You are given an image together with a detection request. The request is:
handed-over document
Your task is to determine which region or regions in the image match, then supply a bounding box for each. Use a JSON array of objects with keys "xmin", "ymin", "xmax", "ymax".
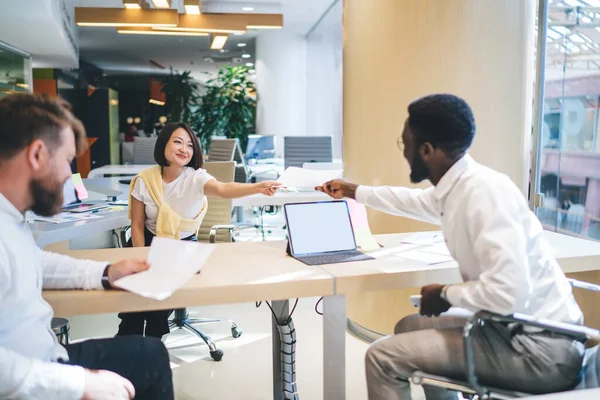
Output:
[
  {"xmin": 277, "ymin": 167, "xmax": 343, "ymax": 189},
  {"xmin": 113, "ymin": 237, "xmax": 216, "ymax": 300}
]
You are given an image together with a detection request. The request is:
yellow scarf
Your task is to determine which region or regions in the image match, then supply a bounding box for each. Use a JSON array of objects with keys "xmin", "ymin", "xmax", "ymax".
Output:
[{"xmin": 128, "ymin": 166, "xmax": 208, "ymax": 239}]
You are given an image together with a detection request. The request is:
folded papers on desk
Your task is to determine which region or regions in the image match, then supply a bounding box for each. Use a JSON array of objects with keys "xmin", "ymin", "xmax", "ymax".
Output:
[
  {"xmin": 401, "ymin": 231, "xmax": 444, "ymax": 246},
  {"xmin": 113, "ymin": 237, "xmax": 215, "ymax": 300},
  {"xmin": 395, "ymin": 249, "xmax": 453, "ymax": 265}
]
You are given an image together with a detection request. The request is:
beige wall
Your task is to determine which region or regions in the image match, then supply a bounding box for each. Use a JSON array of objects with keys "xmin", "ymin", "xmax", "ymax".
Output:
[
  {"xmin": 343, "ymin": 0, "xmax": 536, "ymax": 334},
  {"xmin": 343, "ymin": 0, "xmax": 535, "ymax": 235}
]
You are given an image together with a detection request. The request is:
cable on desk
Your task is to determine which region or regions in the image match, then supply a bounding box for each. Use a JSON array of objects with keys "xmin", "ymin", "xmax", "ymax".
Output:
[{"xmin": 315, "ymin": 297, "xmax": 323, "ymax": 315}]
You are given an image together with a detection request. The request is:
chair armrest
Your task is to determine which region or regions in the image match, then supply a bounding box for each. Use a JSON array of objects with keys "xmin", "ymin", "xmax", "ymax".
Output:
[
  {"xmin": 568, "ymin": 278, "xmax": 600, "ymax": 293},
  {"xmin": 209, "ymin": 224, "xmax": 238, "ymax": 243},
  {"xmin": 463, "ymin": 311, "xmax": 600, "ymax": 396}
]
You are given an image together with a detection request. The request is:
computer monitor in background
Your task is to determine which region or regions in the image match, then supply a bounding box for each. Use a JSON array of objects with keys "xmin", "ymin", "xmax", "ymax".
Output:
[{"xmin": 245, "ymin": 135, "xmax": 275, "ymax": 161}]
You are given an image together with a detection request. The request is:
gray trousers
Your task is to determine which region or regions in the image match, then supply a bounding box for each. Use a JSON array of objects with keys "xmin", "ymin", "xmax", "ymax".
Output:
[{"xmin": 365, "ymin": 309, "xmax": 585, "ymax": 400}]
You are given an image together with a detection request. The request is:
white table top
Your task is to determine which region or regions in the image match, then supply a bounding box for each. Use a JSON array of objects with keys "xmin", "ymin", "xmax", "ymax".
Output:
[
  {"xmin": 318, "ymin": 231, "xmax": 600, "ymax": 295},
  {"xmin": 85, "ymin": 176, "xmax": 331, "ymax": 207},
  {"xmin": 43, "ymin": 241, "xmax": 334, "ymax": 316},
  {"xmin": 31, "ymin": 208, "xmax": 130, "ymax": 248},
  {"xmin": 232, "ymin": 190, "xmax": 331, "ymax": 207},
  {"xmin": 87, "ymin": 164, "xmax": 154, "ymax": 178},
  {"xmin": 42, "ymin": 232, "xmax": 600, "ymax": 316}
]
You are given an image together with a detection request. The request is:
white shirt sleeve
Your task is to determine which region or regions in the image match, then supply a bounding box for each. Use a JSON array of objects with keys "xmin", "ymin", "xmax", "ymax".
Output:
[
  {"xmin": 131, "ymin": 177, "xmax": 146, "ymax": 202},
  {"xmin": 41, "ymin": 250, "xmax": 108, "ymax": 290},
  {"xmin": 0, "ymin": 352, "xmax": 86, "ymax": 400},
  {"xmin": 0, "ymin": 246, "xmax": 86, "ymax": 400},
  {"xmin": 355, "ymin": 185, "xmax": 441, "ymax": 225},
  {"xmin": 192, "ymin": 168, "xmax": 216, "ymax": 195},
  {"xmin": 444, "ymin": 184, "xmax": 532, "ymax": 315}
]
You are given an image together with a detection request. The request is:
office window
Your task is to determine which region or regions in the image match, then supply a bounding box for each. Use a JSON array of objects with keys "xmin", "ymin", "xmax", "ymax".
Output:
[
  {"xmin": 533, "ymin": 0, "xmax": 600, "ymax": 241},
  {"xmin": 0, "ymin": 41, "xmax": 32, "ymax": 97}
]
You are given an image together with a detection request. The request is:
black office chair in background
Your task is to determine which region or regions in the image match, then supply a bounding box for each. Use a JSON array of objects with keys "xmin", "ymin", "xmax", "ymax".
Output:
[{"xmin": 411, "ymin": 279, "xmax": 600, "ymax": 399}]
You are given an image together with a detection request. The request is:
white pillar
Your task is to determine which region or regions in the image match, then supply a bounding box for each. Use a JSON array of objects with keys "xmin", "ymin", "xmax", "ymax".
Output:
[{"xmin": 256, "ymin": 31, "xmax": 307, "ymax": 157}]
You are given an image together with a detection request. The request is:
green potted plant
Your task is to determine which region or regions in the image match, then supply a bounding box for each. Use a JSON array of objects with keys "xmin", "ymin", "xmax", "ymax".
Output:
[
  {"xmin": 193, "ymin": 65, "xmax": 256, "ymax": 152},
  {"xmin": 160, "ymin": 68, "xmax": 199, "ymax": 124}
]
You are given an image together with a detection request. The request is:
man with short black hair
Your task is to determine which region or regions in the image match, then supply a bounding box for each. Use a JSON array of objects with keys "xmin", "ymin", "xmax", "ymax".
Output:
[
  {"xmin": 318, "ymin": 94, "xmax": 584, "ymax": 400},
  {"xmin": 0, "ymin": 93, "xmax": 173, "ymax": 400}
]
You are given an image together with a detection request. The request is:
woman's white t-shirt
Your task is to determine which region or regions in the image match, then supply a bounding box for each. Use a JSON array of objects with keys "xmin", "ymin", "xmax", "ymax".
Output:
[{"xmin": 131, "ymin": 167, "xmax": 215, "ymax": 238}]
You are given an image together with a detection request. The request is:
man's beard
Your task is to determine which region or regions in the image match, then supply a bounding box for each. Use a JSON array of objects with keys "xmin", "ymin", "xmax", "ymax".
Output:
[
  {"xmin": 30, "ymin": 177, "xmax": 63, "ymax": 216},
  {"xmin": 409, "ymin": 151, "xmax": 430, "ymax": 184}
]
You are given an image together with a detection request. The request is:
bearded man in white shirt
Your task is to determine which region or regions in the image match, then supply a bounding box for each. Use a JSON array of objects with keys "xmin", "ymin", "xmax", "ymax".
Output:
[
  {"xmin": 0, "ymin": 93, "xmax": 173, "ymax": 400},
  {"xmin": 317, "ymin": 94, "xmax": 585, "ymax": 400}
]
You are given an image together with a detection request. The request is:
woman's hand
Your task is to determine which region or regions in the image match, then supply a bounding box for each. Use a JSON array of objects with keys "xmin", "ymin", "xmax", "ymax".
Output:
[{"xmin": 256, "ymin": 180, "xmax": 280, "ymax": 196}]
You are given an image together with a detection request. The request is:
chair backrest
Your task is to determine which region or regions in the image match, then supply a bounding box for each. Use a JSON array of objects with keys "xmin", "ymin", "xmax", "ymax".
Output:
[
  {"xmin": 133, "ymin": 137, "xmax": 157, "ymax": 164},
  {"xmin": 197, "ymin": 161, "xmax": 235, "ymax": 243},
  {"xmin": 576, "ymin": 345, "xmax": 600, "ymax": 390},
  {"xmin": 208, "ymin": 139, "xmax": 237, "ymax": 161},
  {"xmin": 284, "ymin": 136, "xmax": 333, "ymax": 169}
]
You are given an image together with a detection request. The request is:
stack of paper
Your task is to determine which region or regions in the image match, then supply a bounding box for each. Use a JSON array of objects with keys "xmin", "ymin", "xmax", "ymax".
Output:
[
  {"xmin": 277, "ymin": 167, "xmax": 343, "ymax": 189},
  {"xmin": 395, "ymin": 249, "xmax": 453, "ymax": 265},
  {"xmin": 29, "ymin": 212, "xmax": 103, "ymax": 224},
  {"xmin": 346, "ymin": 199, "xmax": 380, "ymax": 251},
  {"xmin": 113, "ymin": 237, "xmax": 215, "ymax": 300}
]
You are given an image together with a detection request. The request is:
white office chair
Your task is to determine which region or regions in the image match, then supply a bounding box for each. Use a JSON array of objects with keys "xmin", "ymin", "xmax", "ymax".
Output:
[
  {"xmin": 411, "ymin": 279, "xmax": 600, "ymax": 399},
  {"xmin": 133, "ymin": 137, "xmax": 157, "ymax": 164},
  {"xmin": 208, "ymin": 138, "xmax": 248, "ymax": 183},
  {"xmin": 166, "ymin": 161, "xmax": 241, "ymax": 362},
  {"xmin": 284, "ymin": 136, "xmax": 333, "ymax": 169}
]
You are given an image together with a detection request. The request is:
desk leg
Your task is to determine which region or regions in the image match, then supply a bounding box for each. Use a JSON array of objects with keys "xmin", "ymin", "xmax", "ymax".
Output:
[
  {"xmin": 272, "ymin": 300, "xmax": 298, "ymax": 400},
  {"xmin": 235, "ymin": 206, "xmax": 245, "ymax": 223},
  {"xmin": 323, "ymin": 295, "xmax": 346, "ymax": 400}
]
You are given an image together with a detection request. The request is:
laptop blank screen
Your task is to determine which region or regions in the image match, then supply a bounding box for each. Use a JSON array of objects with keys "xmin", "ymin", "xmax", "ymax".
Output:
[{"xmin": 285, "ymin": 201, "xmax": 357, "ymax": 256}]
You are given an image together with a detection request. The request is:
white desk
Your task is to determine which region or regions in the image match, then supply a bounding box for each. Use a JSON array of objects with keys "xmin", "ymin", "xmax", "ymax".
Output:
[
  {"xmin": 43, "ymin": 242, "xmax": 340, "ymax": 400},
  {"xmin": 84, "ymin": 177, "xmax": 130, "ymax": 201},
  {"xmin": 232, "ymin": 191, "xmax": 330, "ymax": 207},
  {"xmin": 31, "ymin": 208, "xmax": 130, "ymax": 248},
  {"xmin": 86, "ymin": 176, "xmax": 330, "ymax": 208},
  {"xmin": 31, "ymin": 181, "xmax": 131, "ymax": 248},
  {"xmin": 88, "ymin": 164, "xmax": 154, "ymax": 178},
  {"xmin": 42, "ymin": 232, "xmax": 600, "ymax": 400}
]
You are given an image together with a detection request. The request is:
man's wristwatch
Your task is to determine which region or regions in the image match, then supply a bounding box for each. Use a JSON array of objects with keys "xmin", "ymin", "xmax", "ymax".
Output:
[{"xmin": 101, "ymin": 265, "xmax": 112, "ymax": 289}]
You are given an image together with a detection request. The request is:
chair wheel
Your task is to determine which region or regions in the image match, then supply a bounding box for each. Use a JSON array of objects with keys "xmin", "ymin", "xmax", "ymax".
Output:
[
  {"xmin": 231, "ymin": 327, "xmax": 243, "ymax": 338},
  {"xmin": 210, "ymin": 349, "xmax": 224, "ymax": 361}
]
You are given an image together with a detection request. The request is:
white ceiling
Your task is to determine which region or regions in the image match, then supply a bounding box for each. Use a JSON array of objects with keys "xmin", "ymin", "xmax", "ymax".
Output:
[{"xmin": 67, "ymin": 0, "xmax": 335, "ymax": 79}]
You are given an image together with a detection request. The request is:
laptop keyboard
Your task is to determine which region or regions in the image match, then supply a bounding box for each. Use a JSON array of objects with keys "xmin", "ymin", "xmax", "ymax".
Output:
[{"xmin": 297, "ymin": 250, "xmax": 374, "ymax": 266}]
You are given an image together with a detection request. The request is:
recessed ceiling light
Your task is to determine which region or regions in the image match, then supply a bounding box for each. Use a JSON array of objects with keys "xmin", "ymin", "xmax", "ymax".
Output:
[
  {"xmin": 233, "ymin": 32, "xmax": 245, "ymax": 36},
  {"xmin": 237, "ymin": 43, "xmax": 247, "ymax": 47},
  {"xmin": 242, "ymin": 54, "xmax": 251, "ymax": 58},
  {"xmin": 242, "ymin": 7, "xmax": 254, "ymax": 11},
  {"xmin": 245, "ymin": 62, "xmax": 254, "ymax": 67},
  {"xmin": 249, "ymin": 69, "xmax": 256, "ymax": 73}
]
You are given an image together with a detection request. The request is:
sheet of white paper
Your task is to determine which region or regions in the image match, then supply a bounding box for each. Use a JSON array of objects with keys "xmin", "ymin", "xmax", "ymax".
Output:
[
  {"xmin": 420, "ymin": 242, "xmax": 451, "ymax": 257},
  {"xmin": 277, "ymin": 167, "xmax": 343, "ymax": 188},
  {"xmin": 395, "ymin": 249, "xmax": 453, "ymax": 265},
  {"xmin": 113, "ymin": 237, "xmax": 215, "ymax": 300},
  {"xmin": 401, "ymin": 231, "xmax": 444, "ymax": 245},
  {"xmin": 29, "ymin": 212, "xmax": 103, "ymax": 224}
]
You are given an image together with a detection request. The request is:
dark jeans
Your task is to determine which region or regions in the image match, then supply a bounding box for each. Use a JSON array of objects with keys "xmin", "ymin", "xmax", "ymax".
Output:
[
  {"xmin": 116, "ymin": 227, "xmax": 197, "ymax": 338},
  {"xmin": 64, "ymin": 336, "xmax": 174, "ymax": 400}
]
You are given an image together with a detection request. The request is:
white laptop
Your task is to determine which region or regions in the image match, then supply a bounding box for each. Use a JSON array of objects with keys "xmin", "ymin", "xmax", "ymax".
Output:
[{"xmin": 284, "ymin": 200, "xmax": 374, "ymax": 266}]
